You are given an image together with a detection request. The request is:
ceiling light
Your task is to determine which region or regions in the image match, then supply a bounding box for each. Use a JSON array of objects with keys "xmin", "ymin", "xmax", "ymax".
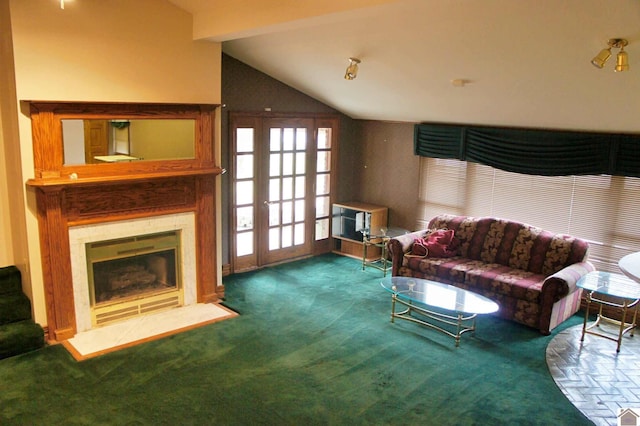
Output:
[
  {"xmin": 616, "ymin": 47, "xmax": 629, "ymax": 72},
  {"xmin": 591, "ymin": 47, "xmax": 611, "ymax": 68},
  {"xmin": 344, "ymin": 58, "xmax": 361, "ymax": 80},
  {"xmin": 592, "ymin": 38, "xmax": 629, "ymax": 72}
]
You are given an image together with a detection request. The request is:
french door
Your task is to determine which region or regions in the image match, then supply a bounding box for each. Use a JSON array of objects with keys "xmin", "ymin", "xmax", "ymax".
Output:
[{"xmin": 231, "ymin": 113, "xmax": 337, "ymax": 272}]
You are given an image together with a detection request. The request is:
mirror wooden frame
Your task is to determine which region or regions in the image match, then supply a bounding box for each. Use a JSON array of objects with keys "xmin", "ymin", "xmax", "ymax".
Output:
[{"xmin": 24, "ymin": 101, "xmax": 220, "ymax": 184}]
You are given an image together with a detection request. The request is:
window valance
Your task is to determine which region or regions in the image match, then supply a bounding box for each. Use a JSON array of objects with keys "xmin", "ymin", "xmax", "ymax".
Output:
[{"xmin": 414, "ymin": 123, "xmax": 640, "ymax": 177}]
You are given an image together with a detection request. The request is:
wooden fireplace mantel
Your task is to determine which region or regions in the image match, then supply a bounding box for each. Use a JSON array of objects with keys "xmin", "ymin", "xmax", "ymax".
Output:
[{"xmin": 24, "ymin": 101, "xmax": 222, "ymax": 342}]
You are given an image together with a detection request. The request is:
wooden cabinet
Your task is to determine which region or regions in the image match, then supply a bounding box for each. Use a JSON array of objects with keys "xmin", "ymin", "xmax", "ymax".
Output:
[{"xmin": 332, "ymin": 202, "xmax": 388, "ymax": 260}]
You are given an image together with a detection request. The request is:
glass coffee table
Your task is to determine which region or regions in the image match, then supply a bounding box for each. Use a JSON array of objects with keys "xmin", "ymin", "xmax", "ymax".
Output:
[{"xmin": 381, "ymin": 277, "xmax": 499, "ymax": 347}]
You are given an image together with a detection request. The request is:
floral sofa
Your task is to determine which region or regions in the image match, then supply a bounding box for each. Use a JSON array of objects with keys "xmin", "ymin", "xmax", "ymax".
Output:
[{"xmin": 387, "ymin": 214, "xmax": 594, "ymax": 334}]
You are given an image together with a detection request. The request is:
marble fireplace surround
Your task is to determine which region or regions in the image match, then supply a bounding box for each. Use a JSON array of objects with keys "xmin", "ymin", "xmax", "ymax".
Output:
[{"xmin": 69, "ymin": 213, "xmax": 197, "ymax": 333}]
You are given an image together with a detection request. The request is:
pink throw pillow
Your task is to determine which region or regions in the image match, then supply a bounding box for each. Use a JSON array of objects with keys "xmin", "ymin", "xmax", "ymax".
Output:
[{"xmin": 410, "ymin": 229, "xmax": 460, "ymax": 258}]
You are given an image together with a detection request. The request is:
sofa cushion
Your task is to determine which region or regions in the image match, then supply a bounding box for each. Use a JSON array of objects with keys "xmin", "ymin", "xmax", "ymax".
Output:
[
  {"xmin": 463, "ymin": 264, "xmax": 546, "ymax": 303},
  {"xmin": 403, "ymin": 256, "xmax": 470, "ymax": 282},
  {"xmin": 403, "ymin": 255, "xmax": 546, "ymax": 302}
]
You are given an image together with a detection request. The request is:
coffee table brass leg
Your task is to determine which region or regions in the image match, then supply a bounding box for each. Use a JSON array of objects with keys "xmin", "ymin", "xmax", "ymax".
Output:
[
  {"xmin": 455, "ymin": 314, "xmax": 462, "ymax": 347},
  {"xmin": 390, "ymin": 295, "xmax": 396, "ymax": 323}
]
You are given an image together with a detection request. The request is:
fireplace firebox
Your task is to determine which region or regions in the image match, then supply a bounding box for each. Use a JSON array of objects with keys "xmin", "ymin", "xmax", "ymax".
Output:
[{"xmin": 86, "ymin": 231, "xmax": 183, "ymax": 327}]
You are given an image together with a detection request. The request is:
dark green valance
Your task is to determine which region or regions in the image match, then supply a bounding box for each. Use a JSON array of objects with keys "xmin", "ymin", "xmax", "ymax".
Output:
[{"xmin": 414, "ymin": 123, "xmax": 640, "ymax": 177}]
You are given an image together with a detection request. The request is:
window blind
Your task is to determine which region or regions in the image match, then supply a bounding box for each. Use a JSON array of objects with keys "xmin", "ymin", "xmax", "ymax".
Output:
[{"xmin": 418, "ymin": 157, "xmax": 640, "ymax": 273}]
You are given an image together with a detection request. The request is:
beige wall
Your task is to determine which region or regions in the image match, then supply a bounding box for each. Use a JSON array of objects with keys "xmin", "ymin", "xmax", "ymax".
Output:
[
  {"xmin": 6, "ymin": 0, "xmax": 221, "ymax": 326},
  {"xmin": 0, "ymin": 0, "xmax": 29, "ymax": 284},
  {"xmin": 357, "ymin": 121, "xmax": 420, "ymax": 231}
]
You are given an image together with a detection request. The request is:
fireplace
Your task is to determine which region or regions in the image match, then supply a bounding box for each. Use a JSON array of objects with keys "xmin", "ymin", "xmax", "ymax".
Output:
[
  {"xmin": 26, "ymin": 101, "xmax": 222, "ymax": 342},
  {"xmin": 86, "ymin": 230, "xmax": 183, "ymax": 327},
  {"xmin": 69, "ymin": 213, "xmax": 197, "ymax": 333}
]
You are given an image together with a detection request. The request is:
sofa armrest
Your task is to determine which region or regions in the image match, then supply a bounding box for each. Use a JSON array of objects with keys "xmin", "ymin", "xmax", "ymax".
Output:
[
  {"xmin": 537, "ymin": 261, "xmax": 595, "ymax": 335},
  {"xmin": 542, "ymin": 261, "xmax": 596, "ymax": 300},
  {"xmin": 388, "ymin": 230, "xmax": 427, "ymax": 276}
]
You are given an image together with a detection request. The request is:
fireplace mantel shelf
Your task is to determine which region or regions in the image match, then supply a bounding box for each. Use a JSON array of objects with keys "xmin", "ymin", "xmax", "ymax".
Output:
[{"xmin": 27, "ymin": 167, "xmax": 223, "ymax": 189}]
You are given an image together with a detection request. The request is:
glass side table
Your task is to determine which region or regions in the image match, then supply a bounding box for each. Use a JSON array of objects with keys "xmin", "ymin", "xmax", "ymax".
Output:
[
  {"xmin": 577, "ymin": 271, "xmax": 640, "ymax": 352},
  {"xmin": 361, "ymin": 227, "xmax": 408, "ymax": 276}
]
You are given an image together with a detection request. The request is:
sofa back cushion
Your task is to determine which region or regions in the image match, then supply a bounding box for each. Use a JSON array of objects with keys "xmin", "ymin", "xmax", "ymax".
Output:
[{"xmin": 427, "ymin": 214, "xmax": 590, "ymax": 275}]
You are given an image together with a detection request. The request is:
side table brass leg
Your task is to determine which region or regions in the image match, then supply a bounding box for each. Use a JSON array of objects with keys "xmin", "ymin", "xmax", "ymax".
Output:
[
  {"xmin": 362, "ymin": 240, "xmax": 367, "ymax": 271},
  {"xmin": 581, "ymin": 294, "xmax": 591, "ymax": 342},
  {"xmin": 617, "ymin": 301, "xmax": 629, "ymax": 353},
  {"xmin": 630, "ymin": 301, "xmax": 639, "ymax": 337}
]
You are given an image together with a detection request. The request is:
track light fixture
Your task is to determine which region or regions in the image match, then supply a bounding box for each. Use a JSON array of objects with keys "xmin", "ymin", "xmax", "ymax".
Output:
[
  {"xmin": 344, "ymin": 57, "xmax": 361, "ymax": 80},
  {"xmin": 591, "ymin": 38, "xmax": 629, "ymax": 72}
]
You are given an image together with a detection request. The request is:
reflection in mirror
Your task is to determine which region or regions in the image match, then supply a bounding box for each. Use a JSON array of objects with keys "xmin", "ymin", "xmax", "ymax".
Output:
[{"xmin": 62, "ymin": 119, "xmax": 196, "ymax": 165}]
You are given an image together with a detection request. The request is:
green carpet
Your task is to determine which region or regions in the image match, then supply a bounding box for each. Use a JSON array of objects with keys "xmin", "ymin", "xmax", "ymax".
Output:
[{"xmin": 0, "ymin": 254, "xmax": 591, "ymax": 425}]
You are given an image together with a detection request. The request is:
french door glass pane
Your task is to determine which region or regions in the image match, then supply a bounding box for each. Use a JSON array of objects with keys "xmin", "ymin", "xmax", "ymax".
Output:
[
  {"xmin": 316, "ymin": 174, "xmax": 330, "ymax": 195},
  {"xmin": 295, "ymin": 176, "xmax": 305, "ymax": 198},
  {"xmin": 269, "ymin": 228, "xmax": 279, "ymax": 250},
  {"xmin": 296, "ymin": 152, "xmax": 306, "ymax": 174},
  {"xmin": 317, "ymin": 151, "xmax": 330, "ymax": 172},
  {"xmin": 269, "ymin": 154, "xmax": 280, "ymax": 177},
  {"xmin": 283, "ymin": 153, "xmax": 294, "ymax": 175},
  {"xmin": 315, "ymin": 218, "xmax": 329, "ymax": 240},
  {"xmin": 237, "ymin": 206, "xmax": 253, "ymax": 230},
  {"xmin": 317, "ymin": 128, "xmax": 331, "ymax": 149},
  {"xmin": 282, "ymin": 201, "xmax": 293, "ymax": 224},
  {"xmin": 269, "ymin": 203, "xmax": 279, "ymax": 226},
  {"xmin": 282, "ymin": 177, "xmax": 293, "ymax": 200},
  {"xmin": 282, "ymin": 225, "xmax": 292, "ymax": 248},
  {"xmin": 294, "ymin": 199, "xmax": 305, "ymax": 222},
  {"xmin": 236, "ymin": 154, "xmax": 253, "ymax": 179},
  {"xmin": 316, "ymin": 127, "xmax": 331, "ymax": 149},
  {"xmin": 237, "ymin": 128, "xmax": 254, "ymax": 152},
  {"xmin": 316, "ymin": 195, "xmax": 330, "ymax": 218},
  {"xmin": 283, "ymin": 128, "xmax": 294, "ymax": 150},
  {"xmin": 269, "ymin": 178, "xmax": 280, "ymax": 202},
  {"xmin": 296, "ymin": 129, "xmax": 306, "ymax": 150},
  {"xmin": 294, "ymin": 223, "xmax": 304, "ymax": 245},
  {"xmin": 236, "ymin": 181, "xmax": 253, "ymax": 205},
  {"xmin": 236, "ymin": 232, "xmax": 253, "ymax": 256},
  {"xmin": 270, "ymin": 129, "xmax": 281, "ymax": 151}
]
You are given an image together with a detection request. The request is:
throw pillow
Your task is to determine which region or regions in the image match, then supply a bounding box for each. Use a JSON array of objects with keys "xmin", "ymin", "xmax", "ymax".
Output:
[
  {"xmin": 425, "ymin": 229, "xmax": 460, "ymax": 257},
  {"xmin": 409, "ymin": 229, "xmax": 460, "ymax": 258},
  {"xmin": 409, "ymin": 237, "xmax": 429, "ymax": 257}
]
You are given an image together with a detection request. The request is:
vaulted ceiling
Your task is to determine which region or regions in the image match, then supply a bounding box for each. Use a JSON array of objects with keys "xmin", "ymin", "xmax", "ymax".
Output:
[{"xmin": 168, "ymin": 0, "xmax": 640, "ymax": 132}]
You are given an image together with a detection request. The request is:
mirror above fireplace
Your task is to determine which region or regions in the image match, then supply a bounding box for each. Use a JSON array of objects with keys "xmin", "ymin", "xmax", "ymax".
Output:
[
  {"xmin": 24, "ymin": 101, "xmax": 219, "ymax": 183},
  {"xmin": 61, "ymin": 118, "xmax": 196, "ymax": 165}
]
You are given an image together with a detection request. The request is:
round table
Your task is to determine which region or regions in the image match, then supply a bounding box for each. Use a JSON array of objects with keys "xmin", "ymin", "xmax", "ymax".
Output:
[{"xmin": 619, "ymin": 252, "xmax": 640, "ymax": 283}]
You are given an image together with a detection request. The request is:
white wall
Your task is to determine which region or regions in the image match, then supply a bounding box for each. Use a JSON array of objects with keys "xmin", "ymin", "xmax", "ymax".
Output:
[{"xmin": 8, "ymin": 0, "xmax": 221, "ymax": 326}]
